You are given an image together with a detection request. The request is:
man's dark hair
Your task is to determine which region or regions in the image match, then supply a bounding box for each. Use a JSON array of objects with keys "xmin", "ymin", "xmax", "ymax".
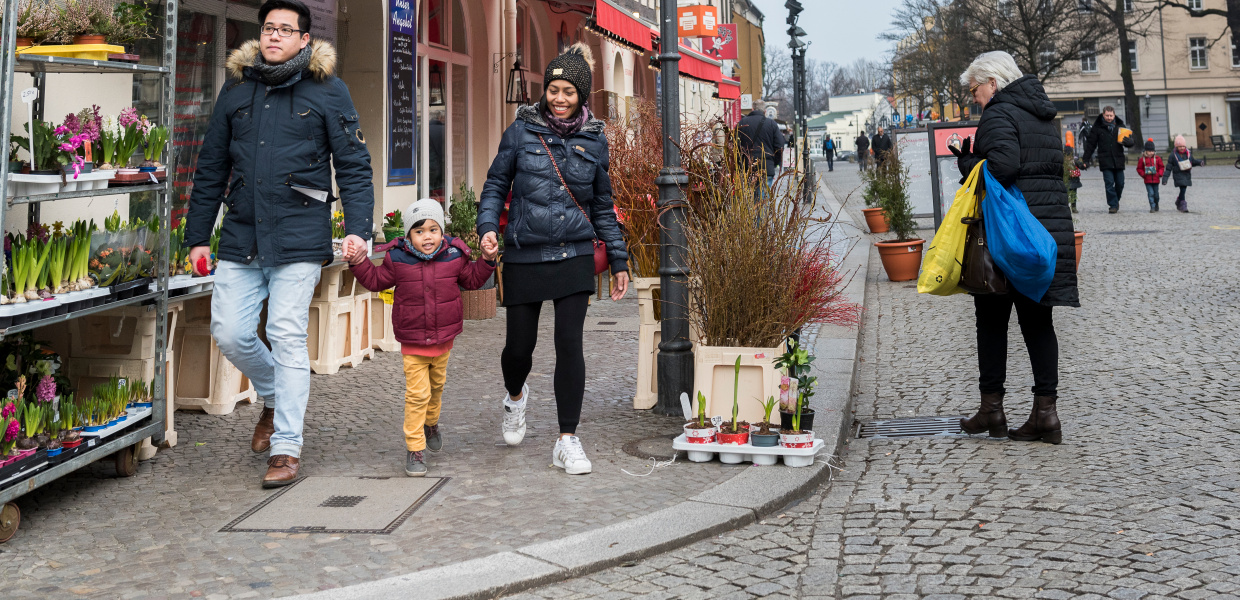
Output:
[
  {"xmin": 1102, "ymin": 106, "xmax": 1115, "ymax": 114},
  {"xmin": 259, "ymin": 0, "xmax": 312, "ymax": 35}
]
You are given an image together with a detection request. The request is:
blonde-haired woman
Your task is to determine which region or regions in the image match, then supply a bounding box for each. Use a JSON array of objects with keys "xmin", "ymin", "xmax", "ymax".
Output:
[
  {"xmin": 477, "ymin": 43, "xmax": 629, "ymax": 474},
  {"xmin": 951, "ymin": 51, "xmax": 1079, "ymax": 444}
]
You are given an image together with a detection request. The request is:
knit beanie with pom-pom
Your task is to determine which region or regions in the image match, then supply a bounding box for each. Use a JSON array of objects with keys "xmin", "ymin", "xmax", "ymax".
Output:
[{"xmin": 544, "ymin": 42, "xmax": 594, "ymax": 96}]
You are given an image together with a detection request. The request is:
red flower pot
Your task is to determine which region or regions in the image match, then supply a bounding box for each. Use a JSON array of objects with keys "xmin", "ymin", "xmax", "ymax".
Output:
[
  {"xmin": 716, "ymin": 429, "xmax": 749, "ymax": 445},
  {"xmin": 862, "ymin": 207, "xmax": 889, "ymax": 233}
]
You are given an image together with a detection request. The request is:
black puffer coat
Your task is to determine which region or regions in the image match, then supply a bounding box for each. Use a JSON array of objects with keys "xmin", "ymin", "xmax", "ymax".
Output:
[
  {"xmin": 478, "ymin": 104, "xmax": 628, "ymax": 273},
  {"xmin": 186, "ymin": 40, "xmax": 374, "ymax": 266},
  {"xmin": 1082, "ymin": 113, "xmax": 1136, "ymax": 170},
  {"xmin": 958, "ymin": 75, "xmax": 1079, "ymax": 308}
]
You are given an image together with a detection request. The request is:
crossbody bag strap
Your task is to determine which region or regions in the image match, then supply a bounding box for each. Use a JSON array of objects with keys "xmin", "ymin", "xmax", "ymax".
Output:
[{"xmin": 537, "ymin": 134, "xmax": 591, "ymax": 224}]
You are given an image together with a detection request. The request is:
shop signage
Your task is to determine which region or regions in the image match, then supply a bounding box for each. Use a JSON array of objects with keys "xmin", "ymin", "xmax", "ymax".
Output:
[
  {"xmin": 714, "ymin": 24, "xmax": 737, "ymax": 60},
  {"xmin": 389, "ymin": 0, "xmax": 417, "ymax": 186},
  {"xmin": 676, "ymin": 5, "xmax": 718, "ymax": 38},
  {"xmin": 304, "ymin": 0, "xmax": 337, "ymax": 43}
]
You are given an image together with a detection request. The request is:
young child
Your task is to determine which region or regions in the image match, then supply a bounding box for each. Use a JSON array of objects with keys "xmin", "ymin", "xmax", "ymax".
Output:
[
  {"xmin": 1162, "ymin": 135, "xmax": 1204, "ymax": 213},
  {"xmin": 346, "ymin": 199, "xmax": 498, "ymax": 476},
  {"xmin": 1135, "ymin": 138, "xmax": 1165, "ymax": 212},
  {"xmin": 1063, "ymin": 145, "xmax": 1083, "ymax": 213}
]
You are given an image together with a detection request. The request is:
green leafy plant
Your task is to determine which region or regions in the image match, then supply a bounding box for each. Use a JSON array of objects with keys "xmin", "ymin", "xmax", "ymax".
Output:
[
  {"xmin": 108, "ymin": 2, "xmax": 155, "ymax": 46},
  {"xmin": 52, "ymin": 0, "xmax": 117, "ymax": 41},
  {"xmin": 757, "ymin": 395, "xmax": 778, "ymax": 428},
  {"xmin": 874, "ymin": 153, "xmax": 917, "ymax": 242},
  {"xmin": 15, "ymin": 0, "xmax": 58, "ymax": 43},
  {"xmin": 729, "ymin": 355, "xmax": 742, "ymax": 433},
  {"xmin": 447, "ymin": 181, "xmax": 482, "ymax": 256},
  {"xmin": 697, "ymin": 391, "xmax": 708, "ymax": 428},
  {"xmin": 775, "ymin": 339, "xmax": 818, "ymax": 432},
  {"xmin": 142, "ymin": 124, "xmax": 168, "ymax": 163}
]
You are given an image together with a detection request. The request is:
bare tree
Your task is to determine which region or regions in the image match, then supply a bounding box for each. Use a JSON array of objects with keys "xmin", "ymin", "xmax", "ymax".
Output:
[
  {"xmin": 1078, "ymin": 0, "xmax": 1160, "ymax": 147},
  {"xmin": 1156, "ymin": 0, "xmax": 1238, "ymax": 40},
  {"xmin": 762, "ymin": 46, "xmax": 793, "ymax": 116},
  {"xmin": 884, "ymin": 0, "xmax": 974, "ymax": 120},
  {"xmin": 955, "ymin": 0, "xmax": 1115, "ymax": 84},
  {"xmin": 829, "ymin": 57, "xmax": 890, "ymax": 96},
  {"xmin": 806, "ymin": 59, "xmax": 837, "ymax": 114}
]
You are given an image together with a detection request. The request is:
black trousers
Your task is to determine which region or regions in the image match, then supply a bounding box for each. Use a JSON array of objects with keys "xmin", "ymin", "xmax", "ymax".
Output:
[
  {"xmin": 501, "ymin": 292, "xmax": 591, "ymax": 434},
  {"xmin": 974, "ymin": 293, "xmax": 1059, "ymax": 397},
  {"xmin": 825, "ymin": 151, "xmax": 834, "ymax": 171}
]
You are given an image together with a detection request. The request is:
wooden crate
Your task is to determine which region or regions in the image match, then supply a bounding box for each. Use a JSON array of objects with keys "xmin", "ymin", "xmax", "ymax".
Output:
[
  {"xmin": 369, "ymin": 292, "xmax": 400, "ymax": 352},
  {"xmin": 307, "ymin": 298, "xmax": 366, "ymax": 375},
  {"xmin": 172, "ymin": 325, "xmax": 256, "ymax": 415}
]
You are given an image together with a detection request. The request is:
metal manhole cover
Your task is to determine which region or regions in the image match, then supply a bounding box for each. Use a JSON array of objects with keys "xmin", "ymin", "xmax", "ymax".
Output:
[
  {"xmin": 856, "ymin": 416, "xmax": 966, "ymax": 439},
  {"xmin": 621, "ymin": 433, "xmax": 678, "ymax": 461},
  {"xmin": 220, "ymin": 476, "xmax": 447, "ymax": 534},
  {"xmin": 1100, "ymin": 230, "xmax": 1160, "ymax": 235}
]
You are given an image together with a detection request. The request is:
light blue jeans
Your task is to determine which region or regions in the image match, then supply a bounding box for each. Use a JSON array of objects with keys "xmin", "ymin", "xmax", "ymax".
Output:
[{"xmin": 211, "ymin": 260, "xmax": 322, "ymax": 458}]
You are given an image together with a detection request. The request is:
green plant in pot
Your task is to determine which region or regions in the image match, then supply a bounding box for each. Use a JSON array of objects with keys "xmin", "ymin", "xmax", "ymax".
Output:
[
  {"xmin": 381, "ymin": 211, "xmax": 403, "ymax": 243},
  {"xmin": 14, "ymin": 0, "xmax": 57, "ymax": 47},
  {"xmin": 871, "ymin": 152, "xmax": 924, "ymax": 282},
  {"xmin": 683, "ymin": 391, "xmax": 716, "ymax": 443},
  {"xmin": 716, "ymin": 356, "xmax": 750, "ymax": 445},
  {"xmin": 750, "ymin": 396, "xmax": 781, "ymax": 447},
  {"xmin": 774, "ymin": 338, "xmax": 816, "ymax": 432},
  {"xmin": 447, "ymin": 181, "xmax": 482, "ymax": 257}
]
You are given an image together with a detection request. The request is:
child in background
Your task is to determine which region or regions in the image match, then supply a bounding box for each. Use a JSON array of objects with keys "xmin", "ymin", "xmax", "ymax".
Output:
[
  {"xmin": 346, "ymin": 199, "xmax": 498, "ymax": 476},
  {"xmin": 1063, "ymin": 145, "xmax": 1083, "ymax": 214},
  {"xmin": 1162, "ymin": 135, "xmax": 1204, "ymax": 213},
  {"xmin": 1135, "ymin": 139, "xmax": 1165, "ymax": 212}
]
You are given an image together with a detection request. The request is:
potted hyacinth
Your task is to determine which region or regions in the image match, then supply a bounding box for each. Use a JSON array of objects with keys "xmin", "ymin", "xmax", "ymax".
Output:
[
  {"xmin": 683, "ymin": 391, "xmax": 716, "ymax": 444},
  {"xmin": 749, "ymin": 396, "xmax": 780, "ymax": 447}
]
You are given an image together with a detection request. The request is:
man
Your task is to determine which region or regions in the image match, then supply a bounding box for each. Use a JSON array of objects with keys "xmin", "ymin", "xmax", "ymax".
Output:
[
  {"xmin": 855, "ymin": 131, "xmax": 870, "ymax": 171},
  {"xmin": 871, "ymin": 127, "xmax": 893, "ymax": 167},
  {"xmin": 737, "ymin": 100, "xmax": 786, "ymax": 193},
  {"xmin": 185, "ymin": 0, "xmax": 374, "ymax": 488},
  {"xmin": 822, "ymin": 134, "xmax": 835, "ymax": 171},
  {"xmin": 1082, "ymin": 106, "xmax": 1135, "ymax": 213}
]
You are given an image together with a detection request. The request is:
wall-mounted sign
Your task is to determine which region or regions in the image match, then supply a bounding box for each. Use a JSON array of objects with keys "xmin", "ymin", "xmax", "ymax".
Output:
[
  {"xmin": 714, "ymin": 24, "xmax": 737, "ymax": 60},
  {"xmin": 740, "ymin": 94, "xmax": 753, "ymax": 111},
  {"xmin": 677, "ymin": 5, "xmax": 718, "ymax": 38},
  {"xmin": 388, "ymin": 0, "xmax": 417, "ymax": 186}
]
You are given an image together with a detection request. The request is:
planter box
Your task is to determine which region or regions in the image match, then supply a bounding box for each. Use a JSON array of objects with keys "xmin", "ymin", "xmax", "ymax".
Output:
[
  {"xmin": 692, "ymin": 344, "xmax": 784, "ymax": 425},
  {"xmin": 353, "ymin": 291, "xmax": 375, "ymax": 362},
  {"xmin": 671, "ymin": 433, "xmax": 824, "ymax": 467},
  {"xmin": 0, "ymin": 301, "xmax": 47, "ymax": 328},
  {"xmin": 68, "ymin": 304, "xmax": 164, "ymax": 360},
  {"xmin": 634, "ymin": 277, "xmax": 660, "ymax": 326},
  {"xmin": 462, "ymin": 287, "xmax": 497, "ymax": 320},
  {"xmin": 634, "ymin": 322, "xmax": 661, "ymax": 409},
  {"xmin": 6, "ymin": 173, "xmax": 60, "ymax": 197}
]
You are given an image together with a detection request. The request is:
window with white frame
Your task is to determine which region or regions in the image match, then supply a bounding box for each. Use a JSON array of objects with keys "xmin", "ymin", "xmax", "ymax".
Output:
[
  {"xmin": 1080, "ymin": 42, "xmax": 1098, "ymax": 72},
  {"xmin": 1077, "ymin": 0, "xmax": 1092, "ymax": 13},
  {"xmin": 1124, "ymin": 0, "xmax": 1133, "ymax": 12},
  {"xmin": 998, "ymin": 0, "xmax": 1015, "ymax": 18},
  {"xmin": 1188, "ymin": 0, "xmax": 1202, "ymax": 9},
  {"xmin": 1232, "ymin": 34, "xmax": 1239, "ymax": 67},
  {"xmin": 1039, "ymin": 45, "xmax": 1056, "ymax": 72},
  {"xmin": 1125, "ymin": 40, "xmax": 1139, "ymax": 71},
  {"xmin": 1190, "ymin": 37, "xmax": 1208, "ymax": 69}
]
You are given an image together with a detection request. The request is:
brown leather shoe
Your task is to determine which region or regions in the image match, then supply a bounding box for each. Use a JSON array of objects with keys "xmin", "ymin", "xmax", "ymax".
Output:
[
  {"xmin": 251, "ymin": 407, "xmax": 275, "ymax": 453},
  {"xmin": 262, "ymin": 455, "xmax": 300, "ymax": 488},
  {"xmin": 1008, "ymin": 395, "xmax": 1062, "ymax": 444},
  {"xmin": 960, "ymin": 392, "xmax": 1007, "ymax": 438}
]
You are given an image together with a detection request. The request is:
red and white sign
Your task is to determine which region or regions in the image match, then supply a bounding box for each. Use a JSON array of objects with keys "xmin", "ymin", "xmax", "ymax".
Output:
[
  {"xmin": 713, "ymin": 24, "xmax": 738, "ymax": 60},
  {"xmin": 677, "ymin": 5, "xmax": 719, "ymax": 38},
  {"xmin": 933, "ymin": 127, "xmax": 977, "ymax": 157}
]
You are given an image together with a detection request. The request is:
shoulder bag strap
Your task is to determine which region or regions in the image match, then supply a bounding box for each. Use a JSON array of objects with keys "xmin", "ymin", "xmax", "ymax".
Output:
[{"xmin": 537, "ymin": 134, "xmax": 591, "ymax": 224}]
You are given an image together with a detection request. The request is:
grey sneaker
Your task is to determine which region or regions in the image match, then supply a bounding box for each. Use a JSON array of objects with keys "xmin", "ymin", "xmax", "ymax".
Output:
[
  {"xmin": 425, "ymin": 424, "xmax": 442, "ymax": 453},
  {"xmin": 405, "ymin": 450, "xmax": 427, "ymax": 477}
]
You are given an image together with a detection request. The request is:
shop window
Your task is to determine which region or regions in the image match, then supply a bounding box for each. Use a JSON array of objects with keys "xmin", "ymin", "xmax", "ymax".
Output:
[
  {"xmin": 1190, "ymin": 37, "xmax": 1208, "ymax": 69},
  {"xmin": 452, "ymin": 0, "xmax": 467, "ymax": 54},
  {"xmin": 427, "ymin": 60, "xmax": 448, "ymax": 201},
  {"xmin": 427, "ymin": 0, "xmax": 446, "ymax": 47},
  {"xmin": 419, "ymin": 0, "xmax": 471, "ymax": 202},
  {"xmin": 452, "ymin": 64, "xmax": 469, "ymax": 188}
]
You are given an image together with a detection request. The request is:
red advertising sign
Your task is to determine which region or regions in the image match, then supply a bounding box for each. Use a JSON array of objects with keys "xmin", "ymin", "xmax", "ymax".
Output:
[
  {"xmin": 932, "ymin": 127, "xmax": 977, "ymax": 157},
  {"xmin": 714, "ymin": 24, "xmax": 738, "ymax": 60}
]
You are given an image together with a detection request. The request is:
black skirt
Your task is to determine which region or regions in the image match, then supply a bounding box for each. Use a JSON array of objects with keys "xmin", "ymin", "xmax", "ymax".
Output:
[{"xmin": 501, "ymin": 255, "xmax": 596, "ymax": 306}]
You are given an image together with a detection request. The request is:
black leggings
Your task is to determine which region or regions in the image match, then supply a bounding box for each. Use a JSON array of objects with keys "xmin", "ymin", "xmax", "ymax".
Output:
[
  {"xmin": 501, "ymin": 292, "xmax": 590, "ymax": 434},
  {"xmin": 974, "ymin": 293, "xmax": 1059, "ymax": 397}
]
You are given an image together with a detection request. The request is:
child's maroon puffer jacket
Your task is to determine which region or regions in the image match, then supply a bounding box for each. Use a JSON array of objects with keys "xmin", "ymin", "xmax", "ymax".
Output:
[{"xmin": 350, "ymin": 236, "xmax": 495, "ymax": 347}]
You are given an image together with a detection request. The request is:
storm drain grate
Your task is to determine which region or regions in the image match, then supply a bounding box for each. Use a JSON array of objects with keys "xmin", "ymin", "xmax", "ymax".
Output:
[
  {"xmin": 1100, "ymin": 230, "xmax": 1160, "ymax": 235},
  {"xmin": 583, "ymin": 317, "xmax": 638, "ymax": 332},
  {"xmin": 220, "ymin": 476, "xmax": 448, "ymax": 534},
  {"xmin": 856, "ymin": 416, "xmax": 966, "ymax": 439}
]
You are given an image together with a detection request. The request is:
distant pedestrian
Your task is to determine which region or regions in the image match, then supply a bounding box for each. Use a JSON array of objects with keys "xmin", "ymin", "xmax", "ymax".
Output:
[
  {"xmin": 737, "ymin": 99, "xmax": 787, "ymax": 195},
  {"xmin": 1063, "ymin": 145, "xmax": 1083, "ymax": 214},
  {"xmin": 1135, "ymin": 139, "xmax": 1165, "ymax": 212},
  {"xmin": 855, "ymin": 131, "xmax": 870, "ymax": 171},
  {"xmin": 1082, "ymin": 106, "xmax": 1135, "ymax": 213},
  {"xmin": 871, "ymin": 127, "xmax": 893, "ymax": 166},
  {"xmin": 1163, "ymin": 135, "xmax": 1203, "ymax": 213},
  {"xmin": 822, "ymin": 135, "xmax": 835, "ymax": 171},
  {"xmin": 953, "ymin": 50, "xmax": 1078, "ymax": 445},
  {"xmin": 346, "ymin": 199, "xmax": 497, "ymax": 477}
]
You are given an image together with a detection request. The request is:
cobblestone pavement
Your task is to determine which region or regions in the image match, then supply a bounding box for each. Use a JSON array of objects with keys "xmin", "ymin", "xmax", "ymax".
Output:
[
  {"xmin": 0, "ymin": 289, "xmax": 743, "ymax": 598},
  {"xmin": 503, "ymin": 165, "xmax": 1240, "ymax": 599}
]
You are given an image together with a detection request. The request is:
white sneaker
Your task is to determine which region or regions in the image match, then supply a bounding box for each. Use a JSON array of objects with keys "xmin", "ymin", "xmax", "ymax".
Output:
[
  {"xmin": 502, "ymin": 384, "xmax": 528, "ymax": 446},
  {"xmin": 552, "ymin": 435, "xmax": 592, "ymax": 475}
]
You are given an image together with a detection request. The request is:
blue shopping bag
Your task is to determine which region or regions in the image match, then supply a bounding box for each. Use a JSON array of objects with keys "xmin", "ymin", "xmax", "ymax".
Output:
[{"xmin": 980, "ymin": 164, "xmax": 1057, "ymax": 302}]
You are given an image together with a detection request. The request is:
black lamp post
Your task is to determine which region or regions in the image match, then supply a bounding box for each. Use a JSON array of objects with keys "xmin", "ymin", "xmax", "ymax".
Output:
[
  {"xmin": 655, "ymin": 0, "xmax": 693, "ymax": 415},
  {"xmin": 787, "ymin": 1, "xmax": 813, "ymax": 203}
]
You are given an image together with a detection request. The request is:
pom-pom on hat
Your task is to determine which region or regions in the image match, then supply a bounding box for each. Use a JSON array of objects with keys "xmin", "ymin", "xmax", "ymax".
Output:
[
  {"xmin": 1144, "ymin": 138, "xmax": 1156, "ymax": 151},
  {"xmin": 403, "ymin": 198, "xmax": 445, "ymax": 233},
  {"xmin": 544, "ymin": 42, "xmax": 594, "ymax": 97}
]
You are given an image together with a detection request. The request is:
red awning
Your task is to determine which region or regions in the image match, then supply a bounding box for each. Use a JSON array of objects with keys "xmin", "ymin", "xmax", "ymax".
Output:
[
  {"xmin": 718, "ymin": 76, "xmax": 740, "ymax": 100},
  {"xmin": 678, "ymin": 44, "xmax": 721, "ymax": 83},
  {"xmin": 596, "ymin": 1, "xmax": 652, "ymax": 52}
]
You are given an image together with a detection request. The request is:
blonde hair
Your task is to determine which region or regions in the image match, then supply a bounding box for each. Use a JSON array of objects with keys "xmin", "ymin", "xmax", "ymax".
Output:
[{"xmin": 959, "ymin": 51, "xmax": 1024, "ymax": 91}]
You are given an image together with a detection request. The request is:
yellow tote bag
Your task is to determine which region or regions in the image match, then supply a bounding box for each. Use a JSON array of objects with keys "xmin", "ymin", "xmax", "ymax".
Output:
[{"xmin": 917, "ymin": 160, "xmax": 984, "ymax": 296}]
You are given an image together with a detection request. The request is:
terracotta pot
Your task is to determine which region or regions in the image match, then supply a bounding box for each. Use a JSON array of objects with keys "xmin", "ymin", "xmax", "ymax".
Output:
[
  {"xmin": 72, "ymin": 34, "xmax": 106, "ymax": 45},
  {"xmin": 15, "ymin": 37, "xmax": 35, "ymax": 49},
  {"xmin": 461, "ymin": 287, "xmax": 496, "ymax": 320},
  {"xmin": 683, "ymin": 423, "xmax": 716, "ymax": 444},
  {"xmin": 1074, "ymin": 231, "xmax": 1085, "ymax": 268},
  {"xmin": 861, "ymin": 207, "xmax": 889, "ymax": 233},
  {"xmin": 875, "ymin": 239, "xmax": 925, "ymax": 282}
]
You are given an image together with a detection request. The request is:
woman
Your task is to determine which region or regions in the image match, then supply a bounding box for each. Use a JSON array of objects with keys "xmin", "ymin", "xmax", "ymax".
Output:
[
  {"xmin": 952, "ymin": 51, "xmax": 1079, "ymax": 444},
  {"xmin": 477, "ymin": 43, "xmax": 629, "ymax": 475}
]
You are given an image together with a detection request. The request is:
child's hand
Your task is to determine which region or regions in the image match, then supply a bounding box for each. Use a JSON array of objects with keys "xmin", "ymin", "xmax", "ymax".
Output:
[
  {"xmin": 346, "ymin": 244, "xmax": 368, "ymax": 265},
  {"xmin": 480, "ymin": 234, "xmax": 499, "ymax": 261}
]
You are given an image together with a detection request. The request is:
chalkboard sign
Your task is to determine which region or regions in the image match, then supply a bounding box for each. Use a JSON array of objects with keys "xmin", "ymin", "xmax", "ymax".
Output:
[
  {"xmin": 927, "ymin": 122, "xmax": 979, "ymax": 229},
  {"xmin": 388, "ymin": 0, "xmax": 417, "ymax": 186},
  {"xmin": 893, "ymin": 129, "xmax": 932, "ymax": 219}
]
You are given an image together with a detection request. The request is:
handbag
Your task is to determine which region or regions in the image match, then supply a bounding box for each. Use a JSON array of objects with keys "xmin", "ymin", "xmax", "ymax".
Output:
[
  {"xmin": 980, "ymin": 163, "xmax": 1057, "ymax": 302},
  {"xmin": 959, "ymin": 214, "xmax": 1008, "ymax": 295},
  {"xmin": 537, "ymin": 135, "xmax": 609, "ymax": 275}
]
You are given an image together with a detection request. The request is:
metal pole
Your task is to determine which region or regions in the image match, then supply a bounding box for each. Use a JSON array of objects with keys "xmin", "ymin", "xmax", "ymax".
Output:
[
  {"xmin": 151, "ymin": 0, "xmax": 179, "ymax": 446},
  {"xmin": 799, "ymin": 48, "xmax": 812, "ymax": 203},
  {"xmin": 655, "ymin": 0, "xmax": 692, "ymax": 415},
  {"xmin": 0, "ymin": 0, "xmax": 18, "ymax": 247}
]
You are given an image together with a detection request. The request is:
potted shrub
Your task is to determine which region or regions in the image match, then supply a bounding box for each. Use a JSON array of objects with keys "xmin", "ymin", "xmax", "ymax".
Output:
[
  {"xmin": 447, "ymin": 182, "xmax": 497, "ymax": 320},
  {"xmin": 683, "ymin": 391, "xmax": 716, "ymax": 444},
  {"xmin": 872, "ymin": 153, "xmax": 923, "ymax": 281},
  {"xmin": 52, "ymin": 0, "xmax": 116, "ymax": 46},
  {"xmin": 859, "ymin": 167, "xmax": 889, "ymax": 234},
  {"xmin": 775, "ymin": 339, "xmax": 816, "ymax": 432},
  {"xmin": 685, "ymin": 132, "xmax": 859, "ymax": 423},
  {"xmin": 749, "ymin": 396, "xmax": 780, "ymax": 447},
  {"xmin": 106, "ymin": 1, "xmax": 154, "ymax": 53},
  {"xmin": 381, "ymin": 210, "xmax": 404, "ymax": 243},
  {"xmin": 14, "ymin": 0, "xmax": 56, "ymax": 48}
]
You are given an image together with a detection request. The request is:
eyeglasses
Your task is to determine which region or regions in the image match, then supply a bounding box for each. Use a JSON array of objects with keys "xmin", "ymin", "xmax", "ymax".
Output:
[
  {"xmin": 969, "ymin": 82, "xmax": 982, "ymax": 95},
  {"xmin": 262, "ymin": 25, "xmax": 305, "ymax": 38}
]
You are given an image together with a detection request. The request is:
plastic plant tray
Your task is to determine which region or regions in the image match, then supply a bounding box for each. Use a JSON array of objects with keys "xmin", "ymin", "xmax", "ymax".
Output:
[
  {"xmin": 671, "ymin": 434, "xmax": 825, "ymax": 467},
  {"xmin": 79, "ymin": 405, "xmax": 152, "ymax": 441},
  {"xmin": 18, "ymin": 44, "xmax": 127, "ymax": 61}
]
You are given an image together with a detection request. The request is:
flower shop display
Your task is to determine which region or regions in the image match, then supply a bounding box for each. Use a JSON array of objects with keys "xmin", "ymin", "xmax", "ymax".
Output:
[
  {"xmin": 12, "ymin": 0, "xmax": 57, "ymax": 48},
  {"xmin": 13, "ymin": 0, "xmax": 153, "ymax": 61},
  {"xmin": 871, "ymin": 153, "xmax": 924, "ymax": 281},
  {"xmin": 446, "ymin": 182, "xmax": 497, "ymax": 319},
  {"xmin": 381, "ymin": 210, "xmax": 404, "ymax": 244},
  {"xmin": 774, "ymin": 338, "xmax": 816, "ymax": 435}
]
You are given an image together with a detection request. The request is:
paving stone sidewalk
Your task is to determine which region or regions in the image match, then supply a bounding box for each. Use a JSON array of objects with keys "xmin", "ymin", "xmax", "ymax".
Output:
[
  {"xmin": 502, "ymin": 164, "xmax": 1240, "ymax": 600},
  {"xmin": 0, "ymin": 288, "xmax": 742, "ymax": 598}
]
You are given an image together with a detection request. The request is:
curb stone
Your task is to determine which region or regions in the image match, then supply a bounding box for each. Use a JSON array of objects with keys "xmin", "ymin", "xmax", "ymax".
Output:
[{"xmin": 295, "ymin": 168, "xmax": 867, "ymax": 600}]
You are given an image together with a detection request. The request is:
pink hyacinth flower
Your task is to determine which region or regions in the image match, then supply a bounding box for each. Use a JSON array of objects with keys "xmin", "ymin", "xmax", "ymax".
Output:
[{"xmin": 3, "ymin": 419, "xmax": 17, "ymax": 443}]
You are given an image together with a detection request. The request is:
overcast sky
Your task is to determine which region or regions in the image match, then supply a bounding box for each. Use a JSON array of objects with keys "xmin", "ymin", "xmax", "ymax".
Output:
[{"xmin": 749, "ymin": 0, "xmax": 901, "ymax": 68}]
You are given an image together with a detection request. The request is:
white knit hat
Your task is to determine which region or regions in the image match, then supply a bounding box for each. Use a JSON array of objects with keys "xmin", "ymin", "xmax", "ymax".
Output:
[{"xmin": 402, "ymin": 198, "xmax": 445, "ymax": 232}]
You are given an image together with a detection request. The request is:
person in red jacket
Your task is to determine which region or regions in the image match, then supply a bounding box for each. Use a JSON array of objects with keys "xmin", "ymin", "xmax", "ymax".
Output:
[
  {"xmin": 1135, "ymin": 138, "xmax": 1165, "ymax": 212},
  {"xmin": 346, "ymin": 199, "xmax": 497, "ymax": 476}
]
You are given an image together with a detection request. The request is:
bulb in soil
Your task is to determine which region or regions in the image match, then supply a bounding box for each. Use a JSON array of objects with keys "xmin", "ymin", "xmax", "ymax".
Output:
[
  {"xmin": 12, "ymin": 295, "xmax": 26, "ymax": 304},
  {"xmin": 0, "ymin": 295, "xmax": 8, "ymax": 305},
  {"xmin": 24, "ymin": 290, "xmax": 40, "ymax": 301}
]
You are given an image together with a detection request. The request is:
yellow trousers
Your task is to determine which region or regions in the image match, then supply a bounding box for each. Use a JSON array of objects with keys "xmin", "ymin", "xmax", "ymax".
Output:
[{"xmin": 402, "ymin": 352, "xmax": 449, "ymax": 451}]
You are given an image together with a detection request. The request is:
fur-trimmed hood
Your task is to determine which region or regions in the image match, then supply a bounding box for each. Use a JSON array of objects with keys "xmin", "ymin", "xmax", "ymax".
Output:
[
  {"xmin": 516, "ymin": 104, "xmax": 605, "ymax": 134},
  {"xmin": 226, "ymin": 39, "xmax": 337, "ymax": 81}
]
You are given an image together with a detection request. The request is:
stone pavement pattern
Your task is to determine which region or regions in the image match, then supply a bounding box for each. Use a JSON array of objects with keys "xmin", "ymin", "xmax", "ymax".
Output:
[
  {"xmin": 0, "ymin": 290, "xmax": 742, "ymax": 598},
  {"xmin": 502, "ymin": 165, "xmax": 1240, "ymax": 599}
]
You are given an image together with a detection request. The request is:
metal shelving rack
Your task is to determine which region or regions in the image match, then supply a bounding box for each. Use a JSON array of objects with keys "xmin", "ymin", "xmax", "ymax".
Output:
[{"xmin": 0, "ymin": 2, "xmax": 178, "ymax": 514}]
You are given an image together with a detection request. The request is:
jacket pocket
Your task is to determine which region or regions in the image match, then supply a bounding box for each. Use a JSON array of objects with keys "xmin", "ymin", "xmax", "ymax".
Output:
[
  {"xmin": 566, "ymin": 145, "xmax": 598, "ymax": 182},
  {"xmin": 277, "ymin": 177, "xmax": 333, "ymax": 253},
  {"xmin": 518, "ymin": 143, "xmax": 553, "ymax": 176},
  {"xmin": 224, "ymin": 177, "xmax": 246, "ymax": 210}
]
